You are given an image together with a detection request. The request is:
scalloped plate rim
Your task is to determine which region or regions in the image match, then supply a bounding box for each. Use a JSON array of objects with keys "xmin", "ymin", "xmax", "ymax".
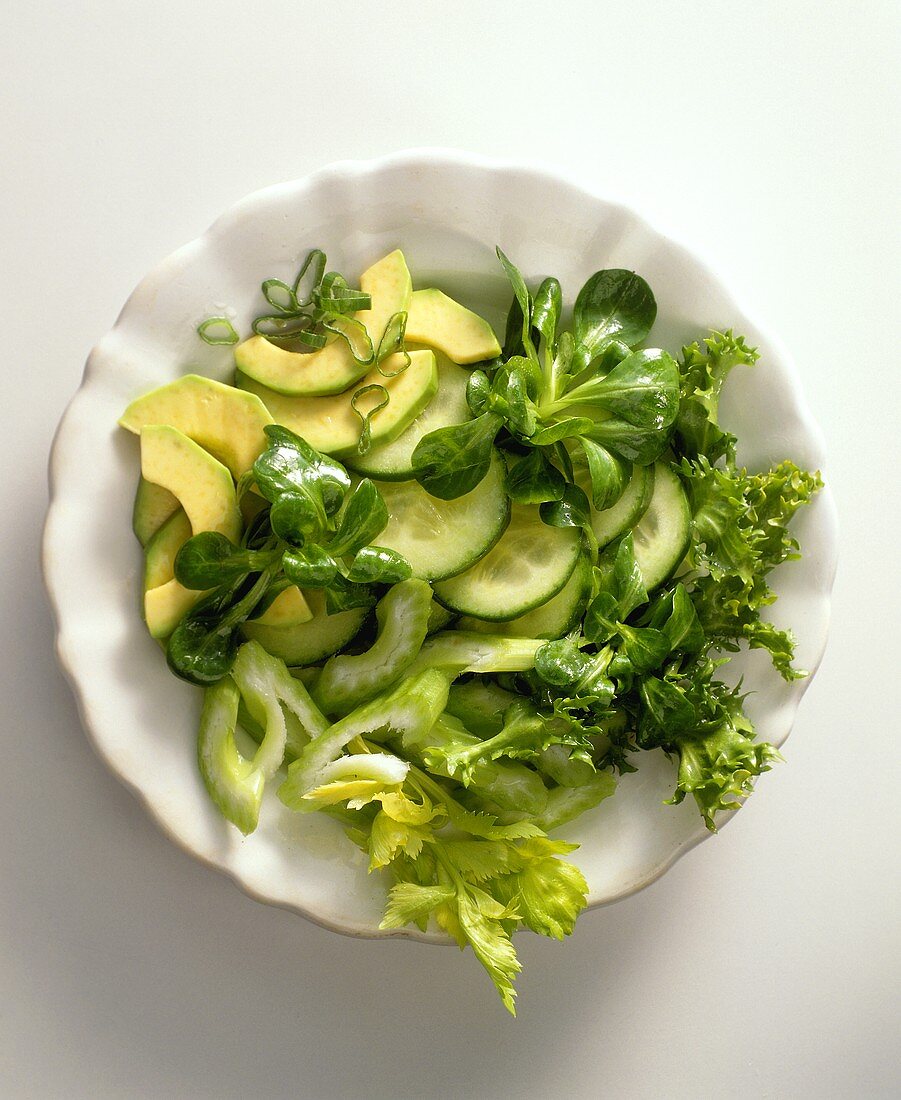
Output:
[{"xmin": 43, "ymin": 148, "xmax": 838, "ymax": 944}]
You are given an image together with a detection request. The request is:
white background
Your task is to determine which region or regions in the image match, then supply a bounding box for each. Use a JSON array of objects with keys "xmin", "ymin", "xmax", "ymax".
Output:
[{"xmin": 2, "ymin": 2, "xmax": 898, "ymax": 1097}]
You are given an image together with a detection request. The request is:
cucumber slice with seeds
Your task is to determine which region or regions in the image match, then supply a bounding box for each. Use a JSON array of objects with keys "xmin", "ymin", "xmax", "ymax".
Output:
[
  {"xmin": 581, "ymin": 463, "xmax": 655, "ymax": 547},
  {"xmin": 631, "ymin": 462, "xmax": 691, "ymax": 591},
  {"xmin": 373, "ymin": 450, "xmax": 509, "ymax": 581},
  {"xmin": 433, "ymin": 504, "xmax": 582, "ymax": 620},
  {"xmin": 457, "ymin": 552, "xmax": 592, "ymax": 639}
]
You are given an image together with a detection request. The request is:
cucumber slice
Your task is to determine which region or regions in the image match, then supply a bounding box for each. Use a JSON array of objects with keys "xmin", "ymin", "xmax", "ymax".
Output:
[
  {"xmin": 631, "ymin": 462, "xmax": 691, "ymax": 591},
  {"xmin": 433, "ymin": 504, "xmax": 582, "ymax": 620},
  {"xmin": 457, "ymin": 552, "xmax": 591, "ymax": 639},
  {"xmin": 345, "ymin": 351, "xmax": 471, "ymax": 480},
  {"xmin": 241, "ymin": 588, "xmax": 367, "ymax": 666},
  {"xmin": 373, "ymin": 449, "xmax": 509, "ymax": 581},
  {"xmin": 583, "ymin": 463, "xmax": 655, "ymax": 547}
]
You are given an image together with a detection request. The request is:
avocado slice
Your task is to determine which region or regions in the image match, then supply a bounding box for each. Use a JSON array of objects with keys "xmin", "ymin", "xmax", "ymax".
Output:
[
  {"xmin": 132, "ymin": 477, "xmax": 180, "ymax": 546},
  {"xmin": 141, "ymin": 509, "xmax": 201, "ymax": 639},
  {"xmin": 120, "ymin": 374, "xmax": 273, "ymax": 478},
  {"xmin": 140, "ymin": 425, "xmax": 242, "ymax": 544},
  {"xmin": 234, "ymin": 250, "xmax": 413, "ymax": 397},
  {"xmin": 144, "ymin": 508, "xmax": 192, "ymax": 589},
  {"xmin": 242, "ymin": 589, "xmax": 367, "ymax": 666},
  {"xmin": 405, "ymin": 289, "xmax": 501, "ymax": 364},
  {"xmin": 253, "ymin": 586, "xmax": 313, "ymax": 628},
  {"xmin": 237, "ymin": 348, "xmax": 438, "ymax": 457}
]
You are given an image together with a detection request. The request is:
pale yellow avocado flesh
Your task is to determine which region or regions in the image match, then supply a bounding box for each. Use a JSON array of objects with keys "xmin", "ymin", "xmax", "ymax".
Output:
[
  {"xmin": 133, "ymin": 477, "xmax": 180, "ymax": 546},
  {"xmin": 140, "ymin": 425, "xmax": 242, "ymax": 544},
  {"xmin": 143, "ymin": 509, "xmax": 192, "ymax": 589},
  {"xmin": 141, "ymin": 509, "xmax": 202, "ymax": 639},
  {"xmin": 233, "ymin": 250, "xmax": 413, "ymax": 396},
  {"xmin": 405, "ymin": 289, "xmax": 501, "ymax": 364},
  {"xmin": 120, "ymin": 374, "xmax": 273, "ymax": 477},
  {"xmin": 252, "ymin": 586, "xmax": 313, "ymax": 628},
  {"xmin": 237, "ymin": 349, "xmax": 438, "ymax": 457}
]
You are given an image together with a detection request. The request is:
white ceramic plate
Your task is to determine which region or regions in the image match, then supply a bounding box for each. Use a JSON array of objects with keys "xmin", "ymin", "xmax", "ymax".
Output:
[{"xmin": 43, "ymin": 150, "xmax": 838, "ymax": 941}]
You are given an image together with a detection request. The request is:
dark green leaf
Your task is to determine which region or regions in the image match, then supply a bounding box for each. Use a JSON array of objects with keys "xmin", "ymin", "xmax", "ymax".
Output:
[
  {"xmin": 639, "ymin": 676, "xmax": 697, "ymax": 737},
  {"xmin": 531, "ymin": 277, "xmax": 562, "ymax": 350},
  {"xmin": 253, "ymin": 424, "xmax": 351, "ymax": 516},
  {"xmin": 580, "ymin": 439, "xmax": 629, "ymax": 511},
  {"xmin": 583, "ymin": 592, "xmax": 618, "ymax": 645},
  {"xmin": 173, "ymin": 532, "xmax": 274, "ymax": 590},
  {"xmin": 530, "ymin": 418, "xmax": 597, "ymax": 446},
  {"xmin": 534, "ymin": 639, "xmax": 591, "ymax": 686},
  {"xmin": 663, "ymin": 584, "xmax": 705, "ymax": 653},
  {"xmin": 346, "ymin": 545, "xmax": 413, "ymax": 584},
  {"xmin": 505, "ymin": 450, "xmax": 565, "ymax": 504},
  {"xmin": 595, "ymin": 534, "xmax": 648, "ymax": 619},
  {"xmin": 502, "ymin": 294, "xmax": 526, "ymax": 359},
  {"xmin": 270, "ymin": 492, "xmax": 324, "ymax": 546},
  {"xmin": 466, "ymin": 370, "xmax": 491, "ymax": 415},
  {"xmin": 282, "ymin": 545, "xmax": 338, "ymax": 588},
  {"xmin": 587, "ymin": 349, "xmax": 680, "ymax": 430},
  {"xmin": 167, "ymin": 613, "xmax": 241, "ymax": 685},
  {"xmin": 616, "ymin": 625, "xmax": 671, "ymax": 673},
  {"xmin": 496, "ymin": 247, "xmax": 533, "ymax": 356},
  {"xmin": 583, "ymin": 416, "xmax": 673, "ymax": 465},
  {"xmin": 166, "ymin": 571, "xmax": 272, "ymax": 686},
  {"xmin": 324, "ymin": 574, "xmax": 378, "ymax": 614},
  {"xmin": 572, "ymin": 269, "xmax": 656, "ymax": 370},
  {"xmin": 494, "ymin": 361, "xmax": 538, "ymax": 437},
  {"xmin": 330, "ymin": 480, "xmax": 389, "ymax": 556},
  {"xmin": 539, "ymin": 483, "xmax": 591, "ymax": 530},
  {"xmin": 412, "ymin": 413, "xmax": 503, "ymax": 500}
]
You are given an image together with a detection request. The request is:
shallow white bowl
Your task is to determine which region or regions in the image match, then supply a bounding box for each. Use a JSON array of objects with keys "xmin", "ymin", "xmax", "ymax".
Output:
[{"xmin": 43, "ymin": 150, "xmax": 838, "ymax": 940}]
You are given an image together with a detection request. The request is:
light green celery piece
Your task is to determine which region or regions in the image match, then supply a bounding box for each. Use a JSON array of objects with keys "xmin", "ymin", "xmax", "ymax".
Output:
[
  {"xmin": 230, "ymin": 645, "xmax": 289, "ymax": 780},
  {"xmin": 238, "ymin": 700, "xmax": 311, "ymax": 763},
  {"xmin": 234, "ymin": 639, "xmax": 329, "ymax": 741},
  {"xmin": 279, "ymin": 669, "xmax": 451, "ymax": 808},
  {"xmin": 198, "ymin": 678, "xmax": 265, "ymax": 835},
  {"xmin": 313, "ymin": 578, "xmax": 433, "ymax": 716},
  {"xmin": 406, "ymin": 632, "xmax": 545, "ymax": 677},
  {"xmin": 300, "ymin": 753, "xmax": 411, "ymax": 813}
]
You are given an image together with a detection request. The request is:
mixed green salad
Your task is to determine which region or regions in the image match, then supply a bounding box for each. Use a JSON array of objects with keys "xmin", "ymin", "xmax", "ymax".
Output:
[{"xmin": 119, "ymin": 246, "xmax": 821, "ymax": 1013}]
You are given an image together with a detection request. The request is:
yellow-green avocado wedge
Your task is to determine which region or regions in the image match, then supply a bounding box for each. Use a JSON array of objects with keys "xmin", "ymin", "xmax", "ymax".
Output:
[
  {"xmin": 140, "ymin": 425, "xmax": 242, "ymax": 544},
  {"xmin": 142, "ymin": 510, "xmax": 201, "ymax": 639},
  {"xmin": 405, "ymin": 288, "xmax": 501, "ymax": 364},
  {"xmin": 120, "ymin": 374, "xmax": 273, "ymax": 478},
  {"xmin": 132, "ymin": 477, "xmax": 179, "ymax": 546},
  {"xmin": 237, "ymin": 348, "xmax": 438, "ymax": 457},
  {"xmin": 234, "ymin": 250, "xmax": 413, "ymax": 396}
]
